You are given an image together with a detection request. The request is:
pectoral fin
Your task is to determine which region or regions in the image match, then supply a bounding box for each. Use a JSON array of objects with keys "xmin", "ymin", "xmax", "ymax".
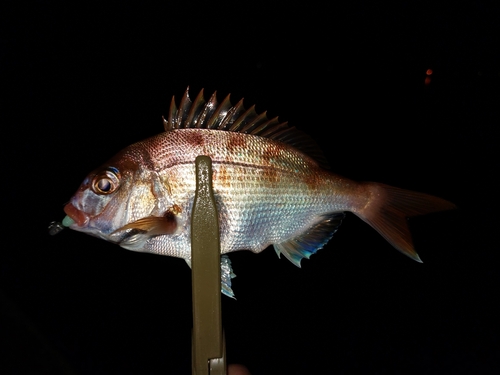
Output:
[
  {"xmin": 111, "ymin": 215, "xmax": 177, "ymax": 251},
  {"xmin": 274, "ymin": 213, "xmax": 345, "ymax": 267}
]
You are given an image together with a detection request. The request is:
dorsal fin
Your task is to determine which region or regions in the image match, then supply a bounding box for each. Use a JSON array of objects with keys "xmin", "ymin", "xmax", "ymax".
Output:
[{"xmin": 163, "ymin": 87, "xmax": 330, "ymax": 169}]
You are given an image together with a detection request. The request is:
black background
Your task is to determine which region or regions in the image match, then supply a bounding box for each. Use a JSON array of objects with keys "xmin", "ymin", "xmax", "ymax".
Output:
[{"xmin": 1, "ymin": 1, "xmax": 499, "ymax": 374}]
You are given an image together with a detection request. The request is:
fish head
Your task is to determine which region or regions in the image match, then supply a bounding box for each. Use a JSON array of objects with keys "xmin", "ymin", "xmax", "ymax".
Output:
[{"xmin": 63, "ymin": 145, "xmax": 163, "ymax": 246}]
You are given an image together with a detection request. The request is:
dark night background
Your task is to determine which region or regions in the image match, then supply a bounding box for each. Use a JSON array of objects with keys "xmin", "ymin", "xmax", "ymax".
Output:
[{"xmin": 1, "ymin": 1, "xmax": 499, "ymax": 374}]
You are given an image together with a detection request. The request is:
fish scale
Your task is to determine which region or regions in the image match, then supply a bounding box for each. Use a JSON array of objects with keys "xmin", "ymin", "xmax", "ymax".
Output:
[{"xmin": 148, "ymin": 154, "xmax": 334, "ymax": 255}]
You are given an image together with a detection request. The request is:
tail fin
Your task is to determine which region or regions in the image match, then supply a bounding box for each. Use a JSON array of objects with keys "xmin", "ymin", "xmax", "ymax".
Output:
[{"xmin": 354, "ymin": 183, "xmax": 456, "ymax": 262}]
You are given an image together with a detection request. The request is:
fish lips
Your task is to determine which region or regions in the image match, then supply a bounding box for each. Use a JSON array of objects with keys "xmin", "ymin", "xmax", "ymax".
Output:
[{"xmin": 63, "ymin": 202, "xmax": 90, "ymax": 228}]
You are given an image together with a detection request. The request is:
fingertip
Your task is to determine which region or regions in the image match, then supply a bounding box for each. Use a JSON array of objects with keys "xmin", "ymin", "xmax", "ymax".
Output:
[{"xmin": 228, "ymin": 363, "xmax": 252, "ymax": 375}]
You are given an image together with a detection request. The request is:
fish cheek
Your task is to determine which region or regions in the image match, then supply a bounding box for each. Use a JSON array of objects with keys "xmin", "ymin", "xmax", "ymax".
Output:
[
  {"xmin": 126, "ymin": 183, "xmax": 157, "ymax": 222},
  {"xmin": 79, "ymin": 188, "xmax": 111, "ymax": 216}
]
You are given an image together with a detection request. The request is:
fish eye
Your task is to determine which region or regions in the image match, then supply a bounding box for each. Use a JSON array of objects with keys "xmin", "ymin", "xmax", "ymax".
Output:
[
  {"xmin": 91, "ymin": 167, "xmax": 120, "ymax": 195},
  {"xmin": 96, "ymin": 178, "xmax": 112, "ymax": 192}
]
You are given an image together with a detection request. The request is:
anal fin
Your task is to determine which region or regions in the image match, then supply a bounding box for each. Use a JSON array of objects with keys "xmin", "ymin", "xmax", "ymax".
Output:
[{"xmin": 274, "ymin": 213, "xmax": 345, "ymax": 267}]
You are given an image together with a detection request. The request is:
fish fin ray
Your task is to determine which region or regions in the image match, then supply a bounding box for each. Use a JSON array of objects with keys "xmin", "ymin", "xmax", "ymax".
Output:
[
  {"xmin": 114, "ymin": 216, "xmax": 177, "ymax": 235},
  {"xmin": 274, "ymin": 213, "xmax": 345, "ymax": 267},
  {"xmin": 164, "ymin": 87, "xmax": 330, "ymax": 169},
  {"xmin": 216, "ymin": 98, "xmax": 244, "ymax": 130},
  {"xmin": 206, "ymin": 93, "xmax": 233, "ymax": 129},
  {"xmin": 166, "ymin": 95, "xmax": 177, "ymax": 130},
  {"xmin": 221, "ymin": 255, "xmax": 236, "ymax": 299},
  {"xmin": 186, "ymin": 88, "xmax": 206, "ymax": 128},
  {"xmin": 184, "ymin": 255, "xmax": 236, "ymax": 298},
  {"xmin": 356, "ymin": 183, "xmax": 457, "ymax": 262},
  {"xmin": 110, "ymin": 216, "xmax": 177, "ymax": 250},
  {"xmin": 175, "ymin": 88, "xmax": 192, "ymax": 129}
]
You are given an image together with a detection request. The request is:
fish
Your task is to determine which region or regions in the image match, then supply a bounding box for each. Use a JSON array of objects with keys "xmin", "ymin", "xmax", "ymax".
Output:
[{"xmin": 60, "ymin": 87, "xmax": 456, "ymax": 297}]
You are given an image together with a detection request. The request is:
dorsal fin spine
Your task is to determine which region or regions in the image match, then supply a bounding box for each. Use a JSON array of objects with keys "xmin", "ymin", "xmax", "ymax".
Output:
[
  {"xmin": 167, "ymin": 96, "xmax": 177, "ymax": 130},
  {"xmin": 259, "ymin": 122, "xmax": 289, "ymax": 138},
  {"xmin": 196, "ymin": 91, "xmax": 218, "ymax": 129},
  {"xmin": 239, "ymin": 110, "xmax": 269, "ymax": 133},
  {"xmin": 229, "ymin": 105, "xmax": 257, "ymax": 132},
  {"xmin": 217, "ymin": 98, "xmax": 244, "ymax": 130},
  {"xmin": 206, "ymin": 94, "xmax": 231, "ymax": 129},
  {"xmin": 175, "ymin": 89, "xmax": 191, "ymax": 128},
  {"xmin": 185, "ymin": 88, "xmax": 205, "ymax": 128},
  {"xmin": 250, "ymin": 116, "xmax": 280, "ymax": 136}
]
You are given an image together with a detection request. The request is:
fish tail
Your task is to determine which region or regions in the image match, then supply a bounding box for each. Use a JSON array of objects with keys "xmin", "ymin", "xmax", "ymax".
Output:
[{"xmin": 353, "ymin": 182, "xmax": 456, "ymax": 262}]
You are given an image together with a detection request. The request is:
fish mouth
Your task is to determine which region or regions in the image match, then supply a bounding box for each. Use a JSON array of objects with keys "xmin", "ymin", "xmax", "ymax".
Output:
[{"xmin": 63, "ymin": 203, "xmax": 90, "ymax": 227}]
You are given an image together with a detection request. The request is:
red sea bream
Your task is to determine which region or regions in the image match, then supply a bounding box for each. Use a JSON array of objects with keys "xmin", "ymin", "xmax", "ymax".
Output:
[{"xmin": 61, "ymin": 88, "xmax": 456, "ymax": 297}]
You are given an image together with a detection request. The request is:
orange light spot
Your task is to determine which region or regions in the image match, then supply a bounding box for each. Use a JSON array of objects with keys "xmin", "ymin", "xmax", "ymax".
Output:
[
  {"xmin": 426, "ymin": 69, "xmax": 433, "ymax": 75},
  {"xmin": 425, "ymin": 76, "xmax": 432, "ymax": 85}
]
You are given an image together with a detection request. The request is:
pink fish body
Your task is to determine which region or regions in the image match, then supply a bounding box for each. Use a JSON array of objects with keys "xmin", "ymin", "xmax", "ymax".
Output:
[{"xmin": 62, "ymin": 88, "xmax": 455, "ymax": 296}]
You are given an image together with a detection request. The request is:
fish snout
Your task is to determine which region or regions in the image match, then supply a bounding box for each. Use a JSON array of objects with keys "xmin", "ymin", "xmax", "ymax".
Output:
[{"xmin": 63, "ymin": 202, "xmax": 90, "ymax": 227}]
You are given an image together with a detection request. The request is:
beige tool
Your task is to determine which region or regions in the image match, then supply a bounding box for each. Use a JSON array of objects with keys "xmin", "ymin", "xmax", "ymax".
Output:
[{"xmin": 191, "ymin": 155, "xmax": 227, "ymax": 375}]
